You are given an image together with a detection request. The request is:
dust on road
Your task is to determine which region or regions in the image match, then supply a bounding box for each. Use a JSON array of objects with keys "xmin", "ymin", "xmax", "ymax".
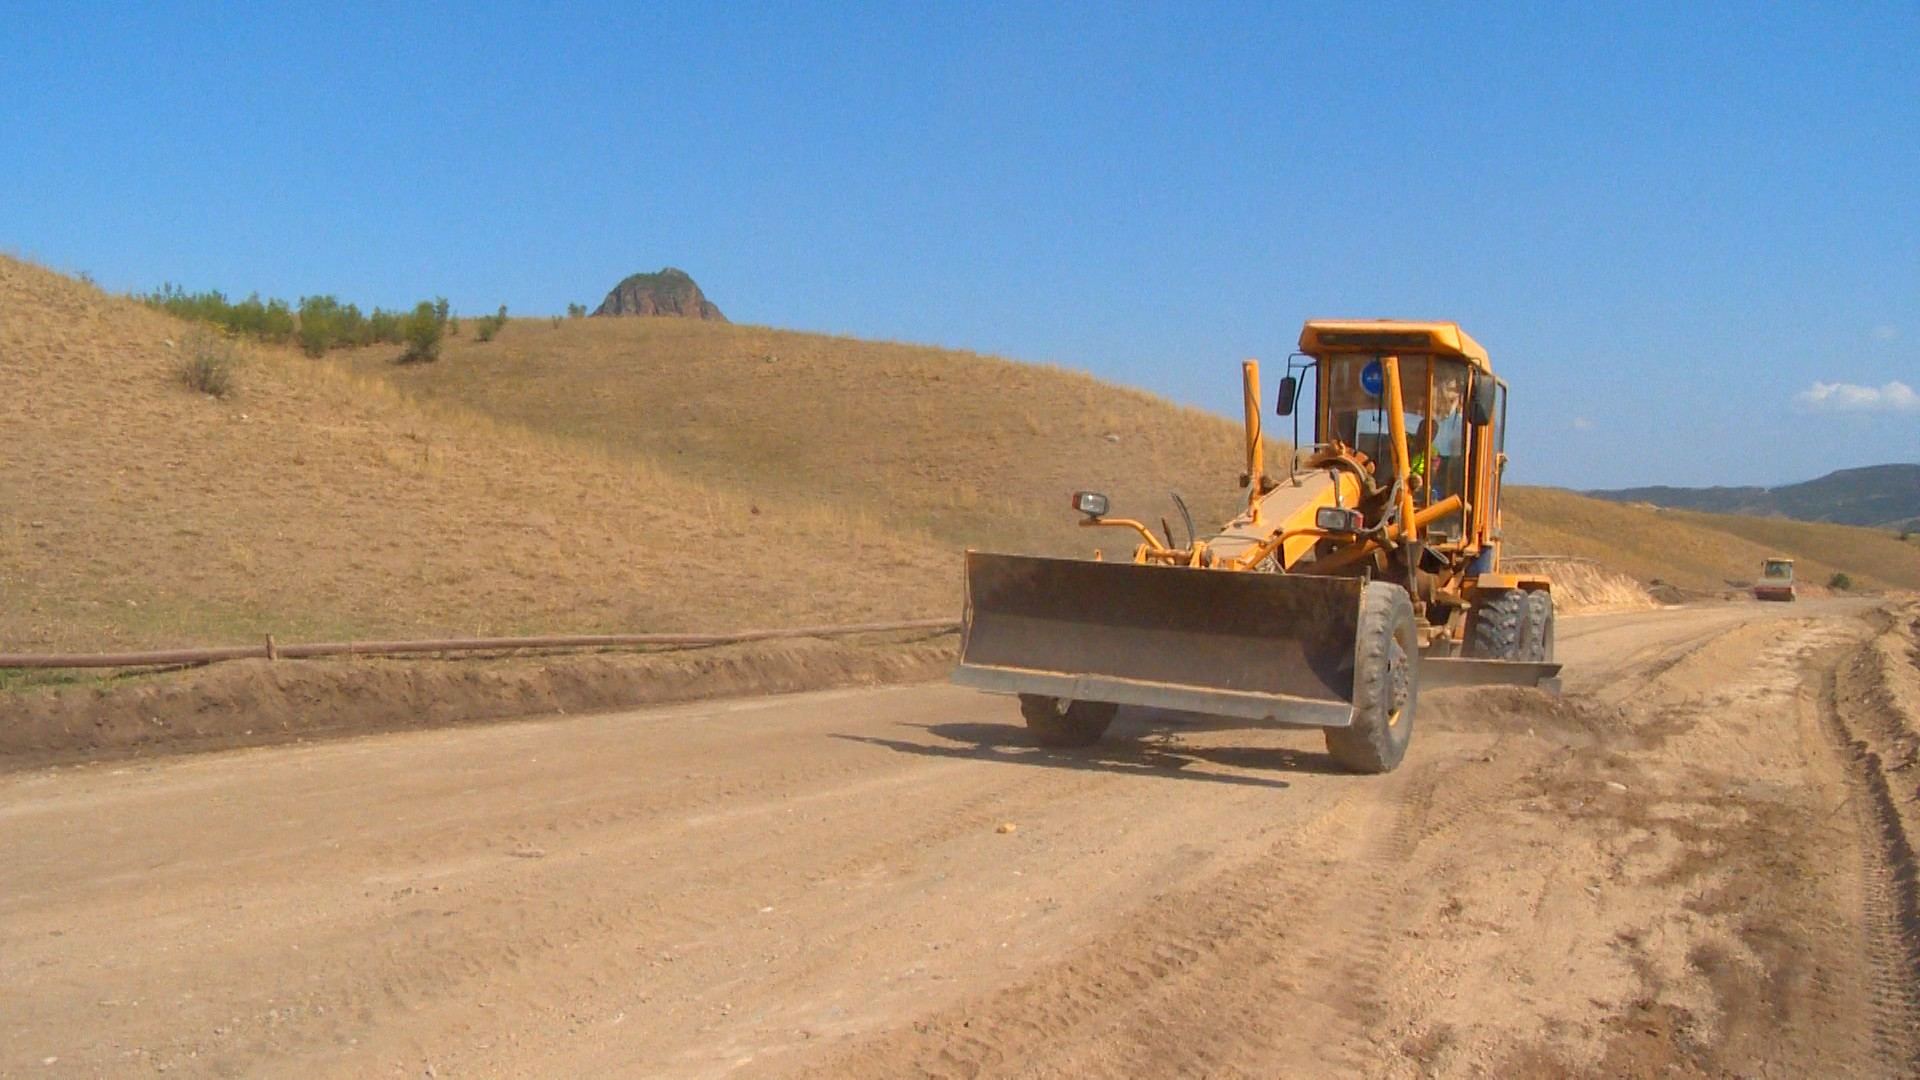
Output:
[{"xmin": 3, "ymin": 599, "xmax": 1916, "ymax": 1077}]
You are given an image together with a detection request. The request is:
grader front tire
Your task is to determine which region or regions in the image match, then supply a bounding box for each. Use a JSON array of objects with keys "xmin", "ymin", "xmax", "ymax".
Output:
[{"xmin": 1324, "ymin": 582, "xmax": 1419, "ymax": 774}]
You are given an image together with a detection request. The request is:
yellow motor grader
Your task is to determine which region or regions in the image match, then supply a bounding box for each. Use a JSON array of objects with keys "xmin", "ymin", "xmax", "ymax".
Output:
[{"xmin": 953, "ymin": 320, "xmax": 1559, "ymax": 773}]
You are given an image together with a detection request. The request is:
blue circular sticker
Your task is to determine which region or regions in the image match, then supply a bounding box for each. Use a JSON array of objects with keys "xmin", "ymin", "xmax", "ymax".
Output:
[{"xmin": 1360, "ymin": 360, "xmax": 1384, "ymax": 396}]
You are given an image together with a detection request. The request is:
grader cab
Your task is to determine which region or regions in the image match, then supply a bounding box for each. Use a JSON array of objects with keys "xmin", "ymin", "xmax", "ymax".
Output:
[{"xmin": 954, "ymin": 320, "xmax": 1559, "ymax": 774}]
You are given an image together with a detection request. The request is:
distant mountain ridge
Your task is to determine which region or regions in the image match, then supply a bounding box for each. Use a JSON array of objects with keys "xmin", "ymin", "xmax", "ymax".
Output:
[{"xmin": 1587, "ymin": 464, "xmax": 1920, "ymax": 530}]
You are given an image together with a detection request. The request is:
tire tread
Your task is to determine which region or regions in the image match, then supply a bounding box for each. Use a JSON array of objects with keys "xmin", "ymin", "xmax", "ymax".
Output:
[
  {"xmin": 1465, "ymin": 589, "xmax": 1526, "ymax": 660},
  {"xmin": 1324, "ymin": 582, "xmax": 1418, "ymax": 774},
  {"xmin": 1520, "ymin": 590, "xmax": 1555, "ymax": 662}
]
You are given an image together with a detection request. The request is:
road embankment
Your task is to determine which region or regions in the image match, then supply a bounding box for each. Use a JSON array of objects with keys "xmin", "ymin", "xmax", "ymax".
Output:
[{"xmin": 0, "ymin": 632, "xmax": 956, "ymax": 768}]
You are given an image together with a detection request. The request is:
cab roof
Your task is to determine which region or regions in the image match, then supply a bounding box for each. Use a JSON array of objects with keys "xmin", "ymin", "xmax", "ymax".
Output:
[{"xmin": 1299, "ymin": 320, "xmax": 1491, "ymax": 372}]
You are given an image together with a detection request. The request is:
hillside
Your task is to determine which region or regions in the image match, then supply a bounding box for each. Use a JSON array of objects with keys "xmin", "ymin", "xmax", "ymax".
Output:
[
  {"xmin": 1587, "ymin": 464, "xmax": 1920, "ymax": 531},
  {"xmin": 3, "ymin": 256, "xmax": 1914, "ymax": 660},
  {"xmin": 0, "ymin": 257, "xmax": 955, "ymax": 653},
  {"xmin": 334, "ymin": 314, "xmax": 1920, "ymax": 596},
  {"xmin": 0, "ymin": 257, "xmax": 1282, "ymax": 655},
  {"xmin": 333, "ymin": 316, "xmax": 1278, "ymax": 560},
  {"xmin": 1504, "ymin": 487, "xmax": 1920, "ymax": 594}
]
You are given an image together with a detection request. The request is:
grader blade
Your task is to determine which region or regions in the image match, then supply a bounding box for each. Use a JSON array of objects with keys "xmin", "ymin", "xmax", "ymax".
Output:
[
  {"xmin": 1422, "ymin": 656, "xmax": 1563, "ymax": 695},
  {"xmin": 953, "ymin": 552, "xmax": 1366, "ymax": 727}
]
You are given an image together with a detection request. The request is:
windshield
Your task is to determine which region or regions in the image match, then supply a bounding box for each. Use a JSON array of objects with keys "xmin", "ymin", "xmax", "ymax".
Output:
[
  {"xmin": 1763, "ymin": 560, "xmax": 1794, "ymax": 580},
  {"xmin": 1323, "ymin": 354, "xmax": 1470, "ymax": 537}
]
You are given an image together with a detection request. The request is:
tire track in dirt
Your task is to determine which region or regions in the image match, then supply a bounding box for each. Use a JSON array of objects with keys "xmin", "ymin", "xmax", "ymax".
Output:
[
  {"xmin": 1823, "ymin": 603, "xmax": 1920, "ymax": 1074},
  {"xmin": 1286, "ymin": 733, "xmax": 1548, "ymax": 1077},
  {"xmin": 1307, "ymin": 608, "xmax": 1902, "ymax": 1077},
  {"xmin": 788, "ymin": 782, "xmax": 1375, "ymax": 1078},
  {"xmin": 1584, "ymin": 616, "xmax": 1900, "ymax": 1076},
  {"xmin": 5, "ymin": 600, "xmax": 1906, "ymax": 1078},
  {"xmin": 784, "ymin": 609, "xmax": 1821, "ymax": 1078},
  {"xmin": 0, "ymin": 710, "xmax": 1126, "ymax": 1075},
  {"xmin": 313, "ymin": 759, "xmax": 1135, "ymax": 1071},
  {"xmin": 796, "ymin": 728, "xmax": 1541, "ymax": 1079}
]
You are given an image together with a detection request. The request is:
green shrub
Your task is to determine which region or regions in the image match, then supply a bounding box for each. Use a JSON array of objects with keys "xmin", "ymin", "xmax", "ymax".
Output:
[
  {"xmin": 177, "ymin": 328, "xmax": 239, "ymax": 398},
  {"xmin": 297, "ymin": 295, "xmax": 348, "ymax": 356},
  {"xmin": 291, "ymin": 294, "xmax": 389, "ymax": 352},
  {"xmin": 567, "ymin": 302, "xmax": 587, "ymax": 318},
  {"xmin": 143, "ymin": 282, "xmax": 443, "ymax": 354},
  {"xmin": 1828, "ymin": 572, "xmax": 1853, "ymax": 591},
  {"xmin": 475, "ymin": 304, "xmax": 508, "ymax": 343},
  {"xmin": 222, "ymin": 294, "xmax": 295, "ymax": 343},
  {"xmin": 296, "ymin": 324, "xmax": 328, "ymax": 356},
  {"xmin": 143, "ymin": 284, "xmax": 236, "ymax": 328},
  {"xmin": 398, "ymin": 301, "xmax": 445, "ymax": 363},
  {"xmin": 264, "ymin": 298, "xmax": 296, "ymax": 342},
  {"xmin": 368, "ymin": 308, "xmax": 401, "ymax": 343}
]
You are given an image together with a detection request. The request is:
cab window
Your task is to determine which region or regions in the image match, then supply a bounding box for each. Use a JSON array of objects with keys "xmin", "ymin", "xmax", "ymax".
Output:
[
  {"xmin": 1324, "ymin": 354, "xmax": 1430, "ymax": 471},
  {"xmin": 1321, "ymin": 354, "xmax": 1470, "ymax": 537},
  {"xmin": 1424, "ymin": 363, "xmax": 1469, "ymax": 538}
]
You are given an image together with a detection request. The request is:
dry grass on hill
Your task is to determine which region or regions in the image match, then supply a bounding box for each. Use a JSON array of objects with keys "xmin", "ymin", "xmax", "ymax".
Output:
[
  {"xmin": 339, "ymin": 315, "xmax": 1919, "ymax": 596},
  {"xmin": 5, "ymin": 255, "xmax": 1912, "ymax": 658},
  {"xmin": 0, "ymin": 257, "xmax": 954, "ymax": 653},
  {"xmin": 1657, "ymin": 507, "xmax": 1920, "ymax": 589},
  {"xmin": 1505, "ymin": 486, "xmax": 1920, "ymax": 594},
  {"xmin": 333, "ymin": 317, "xmax": 1281, "ymax": 559}
]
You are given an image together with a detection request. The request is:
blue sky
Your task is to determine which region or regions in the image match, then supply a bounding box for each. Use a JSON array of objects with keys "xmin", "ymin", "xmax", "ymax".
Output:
[{"xmin": 4, "ymin": 2, "xmax": 1915, "ymax": 487}]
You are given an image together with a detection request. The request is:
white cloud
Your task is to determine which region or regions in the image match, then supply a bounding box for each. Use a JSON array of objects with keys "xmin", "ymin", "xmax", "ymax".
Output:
[
  {"xmin": 1570, "ymin": 416, "xmax": 1595, "ymax": 430},
  {"xmin": 1796, "ymin": 380, "xmax": 1920, "ymax": 413},
  {"xmin": 1873, "ymin": 325, "xmax": 1899, "ymax": 342}
]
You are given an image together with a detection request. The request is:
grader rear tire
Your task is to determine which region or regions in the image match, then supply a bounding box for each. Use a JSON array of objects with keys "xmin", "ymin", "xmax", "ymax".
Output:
[
  {"xmin": 1520, "ymin": 590, "xmax": 1556, "ymax": 662},
  {"xmin": 1019, "ymin": 695, "xmax": 1118, "ymax": 748},
  {"xmin": 1465, "ymin": 588, "xmax": 1526, "ymax": 660},
  {"xmin": 1324, "ymin": 582, "xmax": 1419, "ymax": 774}
]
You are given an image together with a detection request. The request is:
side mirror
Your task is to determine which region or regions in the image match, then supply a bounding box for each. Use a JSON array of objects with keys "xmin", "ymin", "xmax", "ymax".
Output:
[
  {"xmin": 1275, "ymin": 375, "xmax": 1298, "ymax": 417},
  {"xmin": 1467, "ymin": 378, "xmax": 1496, "ymax": 425}
]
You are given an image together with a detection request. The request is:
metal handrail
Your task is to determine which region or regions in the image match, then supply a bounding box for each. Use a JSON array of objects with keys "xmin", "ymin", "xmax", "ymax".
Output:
[
  {"xmin": 1502, "ymin": 554, "xmax": 1600, "ymax": 565},
  {"xmin": 0, "ymin": 618, "xmax": 961, "ymax": 670}
]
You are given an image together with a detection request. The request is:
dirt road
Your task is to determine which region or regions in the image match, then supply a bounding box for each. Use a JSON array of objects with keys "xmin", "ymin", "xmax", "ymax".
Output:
[{"xmin": 5, "ymin": 599, "xmax": 1918, "ymax": 1077}]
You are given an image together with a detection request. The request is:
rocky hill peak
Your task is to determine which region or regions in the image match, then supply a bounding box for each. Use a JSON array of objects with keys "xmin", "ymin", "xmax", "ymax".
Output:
[{"xmin": 592, "ymin": 268, "xmax": 727, "ymax": 321}]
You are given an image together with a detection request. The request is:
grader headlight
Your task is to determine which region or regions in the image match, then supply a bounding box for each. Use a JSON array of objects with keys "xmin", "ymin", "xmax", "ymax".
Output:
[
  {"xmin": 1071, "ymin": 491, "xmax": 1111, "ymax": 519},
  {"xmin": 1315, "ymin": 506, "xmax": 1364, "ymax": 534}
]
